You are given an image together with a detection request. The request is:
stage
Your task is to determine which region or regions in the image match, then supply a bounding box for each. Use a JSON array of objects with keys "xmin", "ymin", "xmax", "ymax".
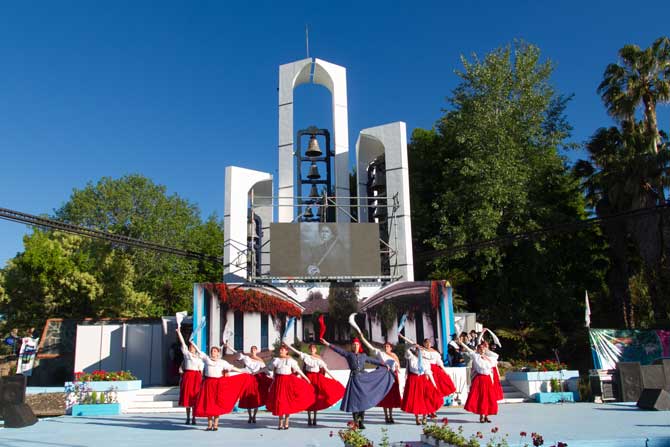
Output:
[{"xmin": 1, "ymin": 402, "xmax": 668, "ymax": 447}]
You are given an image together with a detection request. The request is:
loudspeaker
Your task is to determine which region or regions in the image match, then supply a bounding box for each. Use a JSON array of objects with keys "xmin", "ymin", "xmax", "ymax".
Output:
[
  {"xmin": 0, "ymin": 375, "xmax": 27, "ymax": 405},
  {"xmin": 642, "ymin": 365, "xmax": 666, "ymax": 389},
  {"xmin": 652, "ymin": 358, "xmax": 670, "ymax": 389},
  {"xmin": 637, "ymin": 388, "xmax": 670, "ymax": 411},
  {"xmin": 618, "ymin": 362, "xmax": 643, "ymax": 402},
  {"xmin": 2, "ymin": 403, "xmax": 38, "ymax": 428}
]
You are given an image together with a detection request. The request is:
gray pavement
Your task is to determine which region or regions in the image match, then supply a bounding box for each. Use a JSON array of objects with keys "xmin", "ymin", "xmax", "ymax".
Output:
[{"xmin": 1, "ymin": 403, "xmax": 669, "ymax": 447}]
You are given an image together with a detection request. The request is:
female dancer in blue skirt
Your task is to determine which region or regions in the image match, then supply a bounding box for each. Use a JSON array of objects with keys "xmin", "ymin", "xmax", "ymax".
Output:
[{"xmin": 320, "ymin": 337, "xmax": 394, "ymax": 429}]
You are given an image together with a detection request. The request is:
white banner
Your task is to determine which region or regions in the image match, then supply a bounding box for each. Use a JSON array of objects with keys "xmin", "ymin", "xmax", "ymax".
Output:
[{"xmin": 16, "ymin": 337, "xmax": 39, "ymax": 376}]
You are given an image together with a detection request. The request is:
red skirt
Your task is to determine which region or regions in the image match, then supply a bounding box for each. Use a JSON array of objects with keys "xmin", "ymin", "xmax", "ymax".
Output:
[
  {"xmin": 401, "ymin": 372, "xmax": 442, "ymax": 415},
  {"xmin": 464, "ymin": 373, "xmax": 498, "ymax": 416},
  {"xmin": 377, "ymin": 371, "xmax": 401, "ymax": 408},
  {"xmin": 492, "ymin": 367, "xmax": 504, "ymax": 401},
  {"xmin": 305, "ymin": 371, "xmax": 345, "ymax": 411},
  {"xmin": 179, "ymin": 369, "xmax": 202, "ymax": 407},
  {"xmin": 238, "ymin": 373, "xmax": 272, "ymax": 409},
  {"xmin": 194, "ymin": 374, "xmax": 252, "ymax": 417},
  {"xmin": 266, "ymin": 374, "xmax": 316, "ymax": 416},
  {"xmin": 431, "ymin": 363, "xmax": 456, "ymax": 396}
]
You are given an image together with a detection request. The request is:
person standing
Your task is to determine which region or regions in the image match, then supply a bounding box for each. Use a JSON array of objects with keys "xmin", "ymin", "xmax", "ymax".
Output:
[
  {"xmin": 228, "ymin": 344, "xmax": 272, "ymax": 424},
  {"xmin": 192, "ymin": 344, "xmax": 251, "ymax": 431},
  {"xmin": 401, "ymin": 346, "xmax": 442, "ymax": 425},
  {"xmin": 420, "ymin": 338, "xmax": 456, "ymax": 416},
  {"xmin": 460, "ymin": 341, "xmax": 498, "ymax": 423},
  {"xmin": 353, "ymin": 332, "xmax": 401, "ymax": 424},
  {"xmin": 287, "ymin": 343, "xmax": 344, "ymax": 426},
  {"xmin": 320, "ymin": 337, "xmax": 394, "ymax": 429},
  {"xmin": 266, "ymin": 344, "xmax": 315, "ymax": 430},
  {"xmin": 175, "ymin": 329, "xmax": 204, "ymax": 425}
]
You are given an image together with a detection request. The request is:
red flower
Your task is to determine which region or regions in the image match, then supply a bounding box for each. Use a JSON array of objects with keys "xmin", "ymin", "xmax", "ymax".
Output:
[
  {"xmin": 441, "ymin": 417, "xmax": 449, "ymax": 425},
  {"xmin": 476, "ymin": 432, "xmax": 483, "ymax": 439},
  {"xmin": 491, "ymin": 427, "xmax": 499, "ymax": 433},
  {"xmin": 520, "ymin": 431, "xmax": 527, "ymax": 437},
  {"xmin": 329, "ymin": 431, "xmax": 333, "ymax": 437}
]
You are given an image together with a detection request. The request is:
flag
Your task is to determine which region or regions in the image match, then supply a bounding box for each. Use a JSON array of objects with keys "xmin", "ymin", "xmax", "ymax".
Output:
[
  {"xmin": 585, "ymin": 291, "xmax": 591, "ymax": 328},
  {"xmin": 282, "ymin": 317, "xmax": 295, "ymax": 341},
  {"xmin": 16, "ymin": 337, "xmax": 39, "ymax": 376},
  {"xmin": 318, "ymin": 314, "xmax": 326, "ymax": 340},
  {"xmin": 397, "ymin": 313, "xmax": 408, "ymax": 333},
  {"xmin": 175, "ymin": 311, "xmax": 188, "ymax": 329}
]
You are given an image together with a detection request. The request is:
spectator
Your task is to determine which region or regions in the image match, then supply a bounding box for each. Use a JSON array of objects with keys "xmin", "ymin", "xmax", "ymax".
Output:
[{"xmin": 4, "ymin": 328, "xmax": 21, "ymax": 357}]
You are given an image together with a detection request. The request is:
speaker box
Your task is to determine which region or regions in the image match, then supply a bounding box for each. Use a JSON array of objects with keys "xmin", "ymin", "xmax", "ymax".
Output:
[
  {"xmin": 652, "ymin": 358, "xmax": 670, "ymax": 389},
  {"xmin": 642, "ymin": 365, "xmax": 666, "ymax": 389},
  {"xmin": 618, "ymin": 362, "xmax": 643, "ymax": 402},
  {"xmin": 0, "ymin": 375, "xmax": 27, "ymax": 405},
  {"xmin": 637, "ymin": 388, "xmax": 670, "ymax": 411}
]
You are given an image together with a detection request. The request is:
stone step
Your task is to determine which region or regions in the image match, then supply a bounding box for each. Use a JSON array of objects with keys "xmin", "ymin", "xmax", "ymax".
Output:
[
  {"xmin": 132, "ymin": 393, "xmax": 180, "ymax": 402},
  {"xmin": 127, "ymin": 400, "xmax": 177, "ymax": 409},
  {"xmin": 500, "ymin": 397, "xmax": 526, "ymax": 404},
  {"xmin": 125, "ymin": 407, "xmax": 183, "ymax": 414},
  {"xmin": 135, "ymin": 387, "xmax": 180, "ymax": 396}
]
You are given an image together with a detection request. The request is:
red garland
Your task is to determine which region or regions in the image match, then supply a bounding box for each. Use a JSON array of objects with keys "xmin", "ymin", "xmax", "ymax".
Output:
[{"xmin": 204, "ymin": 283, "xmax": 302, "ymax": 318}]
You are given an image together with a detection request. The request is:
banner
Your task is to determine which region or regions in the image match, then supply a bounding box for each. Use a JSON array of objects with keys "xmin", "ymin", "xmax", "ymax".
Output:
[
  {"xmin": 589, "ymin": 328, "xmax": 670, "ymax": 369},
  {"xmin": 16, "ymin": 337, "xmax": 39, "ymax": 376}
]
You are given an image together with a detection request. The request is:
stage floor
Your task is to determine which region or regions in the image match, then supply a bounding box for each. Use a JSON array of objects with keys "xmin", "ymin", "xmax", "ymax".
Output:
[{"xmin": 1, "ymin": 403, "xmax": 668, "ymax": 447}]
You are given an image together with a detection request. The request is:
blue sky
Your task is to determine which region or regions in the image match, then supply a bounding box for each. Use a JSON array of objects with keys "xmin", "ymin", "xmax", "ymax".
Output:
[{"xmin": 1, "ymin": 1, "xmax": 669, "ymax": 267}]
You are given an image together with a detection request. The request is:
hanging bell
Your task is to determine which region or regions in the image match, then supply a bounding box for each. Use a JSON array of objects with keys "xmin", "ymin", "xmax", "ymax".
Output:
[
  {"xmin": 309, "ymin": 184, "xmax": 319, "ymax": 198},
  {"xmin": 307, "ymin": 162, "xmax": 321, "ymax": 179},
  {"xmin": 304, "ymin": 207, "xmax": 314, "ymax": 219},
  {"xmin": 305, "ymin": 135, "xmax": 323, "ymax": 158},
  {"xmin": 371, "ymin": 174, "xmax": 386, "ymax": 192}
]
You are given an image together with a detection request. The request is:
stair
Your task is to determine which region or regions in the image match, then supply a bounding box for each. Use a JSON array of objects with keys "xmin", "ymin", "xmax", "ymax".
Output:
[
  {"xmin": 125, "ymin": 387, "xmax": 182, "ymax": 414},
  {"xmin": 499, "ymin": 378, "xmax": 527, "ymax": 404}
]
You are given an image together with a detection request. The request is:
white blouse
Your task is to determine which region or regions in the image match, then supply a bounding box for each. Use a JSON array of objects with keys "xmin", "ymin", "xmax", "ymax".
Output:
[
  {"xmin": 181, "ymin": 347, "xmax": 204, "ymax": 372},
  {"xmin": 199, "ymin": 354, "xmax": 235, "ymax": 378},
  {"xmin": 300, "ymin": 353, "xmax": 326, "ymax": 373},
  {"xmin": 238, "ymin": 353, "xmax": 266, "ymax": 374},
  {"xmin": 471, "ymin": 353, "xmax": 495, "ymax": 377},
  {"xmin": 405, "ymin": 349, "xmax": 433, "ymax": 376},
  {"xmin": 372, "ymin": 348, "xmax": 399, "ymax": 373},
  {"xmin": 421, "ymin": 349, "xmax": 444, "ymax": 367},
  {"xmin": 270, "ymin": 357, "xmax": 300, "ymax": 375}
]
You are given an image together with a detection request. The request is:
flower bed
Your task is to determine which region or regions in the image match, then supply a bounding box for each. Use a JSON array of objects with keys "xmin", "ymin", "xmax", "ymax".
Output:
[
  {"xmin": 505, "ymin": 370, "xmax": 580, "ymax": 400},
  {"xmin": 65, "ymin": 370, "xmax": 141, "ymax": 414}
]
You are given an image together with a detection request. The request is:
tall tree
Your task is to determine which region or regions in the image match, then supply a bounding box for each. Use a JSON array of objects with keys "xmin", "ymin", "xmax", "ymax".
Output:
[{"xmin": 409, "ymin": 41, "xmax": 607, "ymax": 362}]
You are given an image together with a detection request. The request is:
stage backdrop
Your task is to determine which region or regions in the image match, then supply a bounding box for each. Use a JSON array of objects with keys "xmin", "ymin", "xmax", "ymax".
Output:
[
  {"xmin": 589, "ymin": 328, "xmax": 670, "ymax": 370},
  {"xmin": 270, "ymin": 222, "xmax": 381, "ymax": 278}
]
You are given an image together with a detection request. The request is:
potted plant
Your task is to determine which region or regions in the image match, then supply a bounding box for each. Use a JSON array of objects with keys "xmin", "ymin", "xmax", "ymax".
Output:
[
  {"xmin": 338, "ymin": 421, "xmax": 373, "ymax": 447},
  {"xmin": 67, "ymin": 381, "xmax": 121, "ymax": 416},
  {"xmin": 69, "ymin": 370, "xmax": 141, "ymax": 391}
]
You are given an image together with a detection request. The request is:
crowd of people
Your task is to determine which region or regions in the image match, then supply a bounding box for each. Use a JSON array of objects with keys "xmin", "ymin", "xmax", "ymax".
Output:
[{"xmin": 175, "ymin": 326, "xmax": 504, "ymax": 431}]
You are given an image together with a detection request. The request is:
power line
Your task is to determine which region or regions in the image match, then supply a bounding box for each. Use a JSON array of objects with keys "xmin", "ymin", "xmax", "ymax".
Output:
[
  {"xmin": 415, "ymin": 203, "xmax": 670, "ymax": 261},
  {"xmin": 0, "ymin": 207, "xmax": 223, "ymax": 264}
]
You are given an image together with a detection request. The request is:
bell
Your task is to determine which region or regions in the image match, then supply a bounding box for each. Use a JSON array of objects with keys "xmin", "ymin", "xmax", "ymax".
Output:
[
  {"xmin": 371, "ymin": 174, "xmax": 386, "ymax": 192},
  {"xmin": 309, "ymin": 184, "xmax": 319, "ymax": 198},
  {"xmin": 307, "ymin": 162, "xmax": 321, "ymax": 179},
  {"xmin": 305, "ymin": 135, "xmax": 323, "ymax": 158},
  {"xmin": 304, "ymin": 207, "xmax": 314, "ymax": 219}
]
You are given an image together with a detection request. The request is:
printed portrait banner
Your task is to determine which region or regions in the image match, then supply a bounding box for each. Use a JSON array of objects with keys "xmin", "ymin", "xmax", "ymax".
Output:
[
  {"xmin": 16, "ymin": 337, "xmax": 39, "ymax": 376},
  {"xmin": 589, "ymin": 328, "xmax": 670, "ymax": 370}
]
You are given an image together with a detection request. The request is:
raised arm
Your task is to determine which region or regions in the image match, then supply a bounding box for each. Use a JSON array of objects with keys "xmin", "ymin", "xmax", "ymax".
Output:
[
  {"xmin": 286, "ymin": 344, "xmax": 303, "ymax": 357},
  {"xmin": 457, "ymin": 339, "xmax": 474, "ymax": 353},
  {"xmin": 175, "ymin": 329, "xmax": 188, "ymax": 351},
  {"xmin": 354, "ymin": 329, "xmax": 377, "ymax": 354}
]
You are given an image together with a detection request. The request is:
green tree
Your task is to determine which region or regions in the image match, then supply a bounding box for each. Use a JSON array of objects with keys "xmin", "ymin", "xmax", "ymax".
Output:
[
  {"xmin": 327, "ymin": 282, "xmax": 359, "ymax": 342},
  {"xmin": 409, "ymin": 41, "xmax": 607, "ymax": 363}
]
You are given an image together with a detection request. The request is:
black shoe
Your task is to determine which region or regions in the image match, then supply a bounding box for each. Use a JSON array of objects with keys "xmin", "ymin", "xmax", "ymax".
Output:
[
  {"xmin": 358, "ymin": 422, "xmax": 366, "ymax": 429},
  {"xmin": 389, "ymin": 418, "xmax": 395, "ymax": 424},
  {"xmin": 248, "ymin": 416, "xmax": 252, "ymax": 424},
  {"xmin": 252, "ymin": 415, "xmax": 257, "ymax": 424},
  {"xmin": 191, "ymin": 420, "xmax": 196, "ymax": 425},
  {"xmin": 185, "ymin": 419, "xmax": 190, "ymax": 425}
]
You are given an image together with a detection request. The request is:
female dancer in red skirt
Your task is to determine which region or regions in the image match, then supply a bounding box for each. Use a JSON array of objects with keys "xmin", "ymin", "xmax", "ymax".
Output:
[
  {"xmin": 266, "ymin": 344, "xmax": 315, "ymax": 430},
  {"xmin": 226, "ymin": 344, "xmax": 271, "ymax": 424},
  {"xmin": 287, "ymin": 343, "xmax": 344, "ymax": 426},
  {"xmin": 176, "ymin": 329, "xmax": 204, "ymax": 425},
  {"xmin": 354, "ymin": 333, "xmax": 401, "ymax": 424},
  {"xmin": 461, "ymin": 341, "xmax": 498, "ymax": 423},
  {"xmin": 477, "ymin": 330, "xmax": 504, "ymax": 401},
  {"xmin": 420, "ymin": 338, "xmax": 456, "ymax": 412},
  {"xmin": 192, "ymin": 344, "xmax": 251, "ymax": 431},
  {"xmin": 401, "ymin": 346, "xmax": 443, "ymax": 425}
]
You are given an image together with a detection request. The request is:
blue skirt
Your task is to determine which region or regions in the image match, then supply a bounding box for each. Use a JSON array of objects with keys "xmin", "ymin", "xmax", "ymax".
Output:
[{"xmin": 340, "ymin": 367, "xmax": 395, "ymax": 413}]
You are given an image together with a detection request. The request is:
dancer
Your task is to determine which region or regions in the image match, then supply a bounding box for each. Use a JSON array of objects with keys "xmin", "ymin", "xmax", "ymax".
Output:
[
  {"xmin": 287, "ymin": 343, "xmax": 345, "ymax": 426},
  {"xmin": 320, "ymin": 337, "xmax": 394, "ymax": 429},
  {"xmin": 192, "ymin": 343, "xmax": 251, "ymax": 431},
  {"xmin": 459, "ymin": 340, "xmax": 498, "ymax": 423},
  {"xmin": 420, "ymin": 338, "xmax": 456, "ymax": 400},
  {"xmin": 266, "ymin": 344, "xmax": 315, "ymax": 430},
  {"xmin": 175, "ymin": 329, "xmax": 204, "ymax": 425},
  {"xmin": 226, "ymin": 344, "xmax": 272, "ymax": 424},
  {"xmin": 353, "ymin": 332, "xmax": 401, "ymax": 424},
  {"xmin": 477, "ymin": 329, "xmax": 504, "ymax": 401},
  {"xmin": 402, "ymin": 345, "xmax": 442, "ymax": 425}
]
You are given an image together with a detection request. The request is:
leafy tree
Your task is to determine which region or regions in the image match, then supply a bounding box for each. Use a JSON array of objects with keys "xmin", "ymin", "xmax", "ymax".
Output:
[
  {"xmin": 327, "ymin": 282, "xmax": 359, "ymax": 342},
  {"xmin": 1, "ymin": 175, "xmax": 224, "ymax": 328},
  {"xmin": 409, "ymin": 41, "xmax": 607, "ymax": 362}
]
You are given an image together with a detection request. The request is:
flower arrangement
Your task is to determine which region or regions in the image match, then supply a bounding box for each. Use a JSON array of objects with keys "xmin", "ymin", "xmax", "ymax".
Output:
[
  {"xmin": 74, "ymin": 370, "xmax": 137, "ymax": 382},
  {"xmin": 338, "ymin": 421, "xmax": 373, "ymax": 447},
  {"xmin": 206, "ymin": 283, "xmax": 302, "ymax": 318},
  {"xmin": 422, "ymin": 423, "xmax": 567, "ymax": 447},
  {"xmin": 533, "ymin": 360, "xmax": 567, "ymax": 372},
  {"xmin": 65, "ymin": 381, "xmax": 118, "ymax": 409}
]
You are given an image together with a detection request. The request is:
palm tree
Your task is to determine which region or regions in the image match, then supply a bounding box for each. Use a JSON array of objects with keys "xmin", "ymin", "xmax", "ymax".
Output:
[{"xmin": 598, "ymin": 36, "xmax": 670, "ymax": 154}]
